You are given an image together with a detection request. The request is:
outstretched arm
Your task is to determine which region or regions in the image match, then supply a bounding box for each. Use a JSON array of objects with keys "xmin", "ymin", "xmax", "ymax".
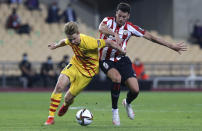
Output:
[
  {"xmin": 143, "ymin": 31, "xmax": 187, "ymax": 54},
  {"xmin": 99, "ymin": 22, "xmax": 123, "ymax": 45},
  {"xmin": 105, "ymin": 40, "xmax": 126, "ymax": 55},
  {"xmin": 48, "ymin": 39, "xmax": 66, "ymax": 50}
]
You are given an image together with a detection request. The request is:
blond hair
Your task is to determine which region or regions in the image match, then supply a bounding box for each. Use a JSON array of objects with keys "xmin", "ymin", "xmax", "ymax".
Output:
[{"xmin": 64, "ymin": 22, "xmax": 79, "ymax": 35}]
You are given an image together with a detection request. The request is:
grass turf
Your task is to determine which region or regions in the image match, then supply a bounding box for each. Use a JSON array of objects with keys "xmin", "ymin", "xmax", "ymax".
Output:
[{"xmin": 0, "ymin": 91, "xmax": 202, "ymax": 131}]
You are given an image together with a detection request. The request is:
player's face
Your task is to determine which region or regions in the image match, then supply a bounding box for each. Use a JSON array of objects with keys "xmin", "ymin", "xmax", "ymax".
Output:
[
  {"xmin": 67, "ymin": 33, "xmax": 81, "ymax": 45},
  {"xmin": 115, "ymin": 10, "xmax": 130, "ymax": 26}
]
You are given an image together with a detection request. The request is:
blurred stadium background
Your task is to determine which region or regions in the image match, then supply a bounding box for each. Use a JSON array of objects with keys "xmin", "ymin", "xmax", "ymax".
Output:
[{"xmin": 0, "ymin": 0, "xmax": 202, "ymax": 90}]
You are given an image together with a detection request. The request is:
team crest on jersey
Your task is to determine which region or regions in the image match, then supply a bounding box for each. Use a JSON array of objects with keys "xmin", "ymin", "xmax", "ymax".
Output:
[{"xmin": 123, "ymin": 30, "xmax": 128, "ymax": 35}]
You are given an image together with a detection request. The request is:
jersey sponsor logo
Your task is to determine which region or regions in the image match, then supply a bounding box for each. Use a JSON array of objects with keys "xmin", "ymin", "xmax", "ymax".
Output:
[{"xmin": 103, "ymin": 62, "xmax": 109, "ymax": 69}]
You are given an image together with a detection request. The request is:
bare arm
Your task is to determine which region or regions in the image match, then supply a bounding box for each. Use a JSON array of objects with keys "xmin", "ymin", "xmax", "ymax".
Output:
[
  {"xmin": 99, "ymin": 23, "xmax": 115, "ymax": 36},
  {"xmin": 99, "ymin": 23, "xmax": 122, "ymax": 45},
  {"xmin": 48, "ymin": 39, "xmax": 67, "ymax": 50},
  {"xmin": 105, "ymin": 40, "xmax": 126, "ymax": 55},
  {"xmin": 143, "ymin": 31, "xmax": 187, "ymax": 54}
]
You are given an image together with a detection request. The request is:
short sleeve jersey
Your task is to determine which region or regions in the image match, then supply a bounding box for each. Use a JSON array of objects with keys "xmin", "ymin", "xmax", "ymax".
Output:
[
  {"xmin": 65, "ymin": 34, "xmax": 106, "ymax": 77},
  {"xmin": 99, "ymin": 17, "xmax": 145, "ymax": 62}
]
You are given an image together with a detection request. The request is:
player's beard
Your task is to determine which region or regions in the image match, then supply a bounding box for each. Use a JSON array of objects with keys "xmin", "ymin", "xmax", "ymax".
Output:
[{"xmin": 116, "ymin": 19, "xmax": 125, "ymax": 27}]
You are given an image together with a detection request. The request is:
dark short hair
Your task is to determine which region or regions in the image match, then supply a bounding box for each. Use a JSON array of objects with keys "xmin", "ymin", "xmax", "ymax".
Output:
[{"xmin": 117, "ymin": 2, "xmax": 131, "ymax": 14}]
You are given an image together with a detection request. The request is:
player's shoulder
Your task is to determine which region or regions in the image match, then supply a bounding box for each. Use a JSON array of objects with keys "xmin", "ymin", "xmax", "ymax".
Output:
[
  {"xmin": 103, "ymin": 17, "xmax": 114, "ymax": 22},
  {"xmin": 80, "ymin": 34, "xmax": 95, "ymax": 40},
  {"xmin": 80, "ymin": 33, "xmax": 96, "ymax": 45},
  {"xmin": 126, "ymin": 21, "xmax": 138, "ymax": 28},
  {"xmin": 126, "ymin": 22, "xmax": 144, "ymax": 31},
  {"xmin": 107, "ymin": 17, "xmax": 114, "ymax": 20}
]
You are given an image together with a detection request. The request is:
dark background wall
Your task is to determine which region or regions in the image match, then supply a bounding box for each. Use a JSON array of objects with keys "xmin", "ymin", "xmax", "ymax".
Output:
[
  {"xmin": 133, "ymin": 0, "xmax": 173, "ymax": 37},
  {"xmin": 41, "ymin": 0, "xmax": 202, "ymax": 39}
]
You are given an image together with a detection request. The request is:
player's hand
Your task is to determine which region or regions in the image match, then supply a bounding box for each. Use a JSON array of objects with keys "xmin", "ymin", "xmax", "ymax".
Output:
[
  {"xmin": 171, "ymin": 42, "xmax": 187, "ymax": 54},
  {"xmin": 115, "ymin": 41, "xmax": 126, "ymax": 55},
  {"xmin": 114, "ymin": 33, "xmax": 123, "ymax": 46},
  {"xmin": 48, "ymin": 43, "xmax": 57, "ymax": 50}
]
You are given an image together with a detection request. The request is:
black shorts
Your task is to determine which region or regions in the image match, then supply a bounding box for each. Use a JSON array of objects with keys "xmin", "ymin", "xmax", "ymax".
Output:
[{"xmin": 99, "ymin": 56, "xmax": 136, "ymax": 83}]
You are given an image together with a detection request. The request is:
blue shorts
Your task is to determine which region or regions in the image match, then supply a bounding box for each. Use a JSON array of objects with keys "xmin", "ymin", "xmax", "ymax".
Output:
[{"xmin": 99, "ymin": 56, "xmax": 136, "ymax": 83}]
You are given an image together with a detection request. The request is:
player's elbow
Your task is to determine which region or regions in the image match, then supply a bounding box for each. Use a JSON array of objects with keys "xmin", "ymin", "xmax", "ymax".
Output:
[{"xmin": 143, "ymin": 31, "xmax": 152, "ymax": 40}]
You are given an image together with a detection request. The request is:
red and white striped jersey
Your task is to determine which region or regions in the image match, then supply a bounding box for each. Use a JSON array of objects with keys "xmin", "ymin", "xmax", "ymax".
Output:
[{"xmin": 99, "ymin": 17, "xmax": 145, "ymax": 62}]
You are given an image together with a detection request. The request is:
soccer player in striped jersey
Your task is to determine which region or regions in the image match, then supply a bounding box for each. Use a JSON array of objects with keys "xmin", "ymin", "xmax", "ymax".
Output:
[
  {"xmin": 99, "ymin": 3, "xmax": 187, "ymax": 126},
  {"xmin": 44, "ymin": 22, "xmax": 125, "ymax": 125}
]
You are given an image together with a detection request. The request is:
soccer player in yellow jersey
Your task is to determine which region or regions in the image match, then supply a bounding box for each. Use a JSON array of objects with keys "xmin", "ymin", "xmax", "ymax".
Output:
[{"xmin": 44, "ymin": 22, "xmax": 125, "ymax": 125}]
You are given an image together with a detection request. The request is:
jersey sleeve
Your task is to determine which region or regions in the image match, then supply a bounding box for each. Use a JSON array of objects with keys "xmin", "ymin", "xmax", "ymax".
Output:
[
  {"xmin": 99, "ymin": 17, "xmax": 113, "ymax": 29},
  {"xmin": 83, "ymin": 35, "xmax": 106, "ymax": 50},
  {"xmin": 127, "ymin": 23, "xmax": 145, "ymax": 37},
  {"xmin": 96, "ymin": 39, "xmax": 106, "ymax": 48},
  {"xmin": 102, "ymin": 17, "xmax": 108, "ymax": 24}
]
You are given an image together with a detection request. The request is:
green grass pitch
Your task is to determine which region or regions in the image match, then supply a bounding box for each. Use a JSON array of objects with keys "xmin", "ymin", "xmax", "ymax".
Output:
[{"xmin": 0, "ymin": 91, "xmax": 202, "ymax": 131}]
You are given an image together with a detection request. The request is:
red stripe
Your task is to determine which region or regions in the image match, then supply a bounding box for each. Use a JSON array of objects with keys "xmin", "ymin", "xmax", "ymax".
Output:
[
  {"xmin": 76, "ymin": 56, "xmax": 92, "ymax": 77},
  {"xmin": 82, "ymin": 59, "xmax": 97, "ymax": 67},
  {"xmin": 51, "ymin": 98, "xmax": 60, "ymax": 103},
  {"xmin": 76, "ymin": 47, "xmax": 98, "ymax": 66},
  {"xmin": 110, "ymin": 18, "xmax": 114, "ymax": 29},
  {"xmin": 114, "ymin": 52, "xmax": 119, "ymax": 62},
  {"xmin": 103, "ymin": 35, "xmax": 107, "ymax": 39},
  {"xmin": 78, "ymin": 57, "xmax": 96, "ymax": 75},
  {"xmin": 51, "ymin": 103, "xmax": 59, "ymax": 108},
  {"xmin": 74, "ymin": 46, "xmax": 97, "ymax": 74},
  {"xmin": 103, "ymin": 21, "xmax": 107, "ymax": 24},
  {"xmin": 105, "ymin": 18, "xmax": 119, "ymax": 61},
  {"xmin": 88, "ymin": 57, "xmax": 97, "ymax": 61},
  {"xmin": 122, "ymin": 23, "xmax": 128, "ymax": 40},
  {"xmin": 114, "ymin": 25, "xmax": 121, "ymax": 62},
  {"xmin": 100, "ymin": 17, "xmax": 113, "ymax": 40},
  {"xmin": 127, "ymin": 22, "xmax": 145, "ymax": 35},
  {"xmin": 72, "ymin": 45, "xmax": 92, "ymax": 76},
  {"xmin": 106, "ymin": 47, "xmax": 112, "ymax": 60},
  {"xmin": 49, "ymin": 108, "xmax": 56, "ymax": 112},
  {"xmin": 74, "ymin": 46, "xmax": 96, "ymax": 64},
  {"xmin": 72, "ymin": 45, "xmax": 81, "ymax": 56},
  {"xmin": 124, "ymin": 24, "xmax": 129, "ymax": 46},
  {"xmin": 99, "ymin": 34, "xmax": 102, "ymax": 39}
]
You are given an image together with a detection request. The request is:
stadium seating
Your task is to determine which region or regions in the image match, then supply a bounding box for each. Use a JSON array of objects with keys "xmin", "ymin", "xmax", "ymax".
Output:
[{"xmin": 0, "ymin": 3, "xmax": 202, "ymax": 77}]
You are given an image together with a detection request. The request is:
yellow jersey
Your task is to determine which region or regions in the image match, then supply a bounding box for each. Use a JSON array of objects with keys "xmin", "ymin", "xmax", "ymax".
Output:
[{"xmin": 65, "ymin": 34, "xmax": 106, "ymax": 77}]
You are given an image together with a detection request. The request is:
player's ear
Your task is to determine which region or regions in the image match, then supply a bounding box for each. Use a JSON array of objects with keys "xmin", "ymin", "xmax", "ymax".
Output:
[
  {"xmin": 127, "ymin": 13, "xmax": 130, "ymax": 19},
  {"xmin": 115, "ymin": 11, "xmax": 118, "ymax": 17}
]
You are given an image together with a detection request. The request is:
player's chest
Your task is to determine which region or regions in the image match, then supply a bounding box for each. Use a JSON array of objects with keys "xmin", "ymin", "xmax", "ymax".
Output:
[
  {"xmin": 74, "ymin": 47, "xmax": 97, "ymax": 57},
  {"xmin": 110, "ymin": 27, "xmax": 132, "ymax": 40}
]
